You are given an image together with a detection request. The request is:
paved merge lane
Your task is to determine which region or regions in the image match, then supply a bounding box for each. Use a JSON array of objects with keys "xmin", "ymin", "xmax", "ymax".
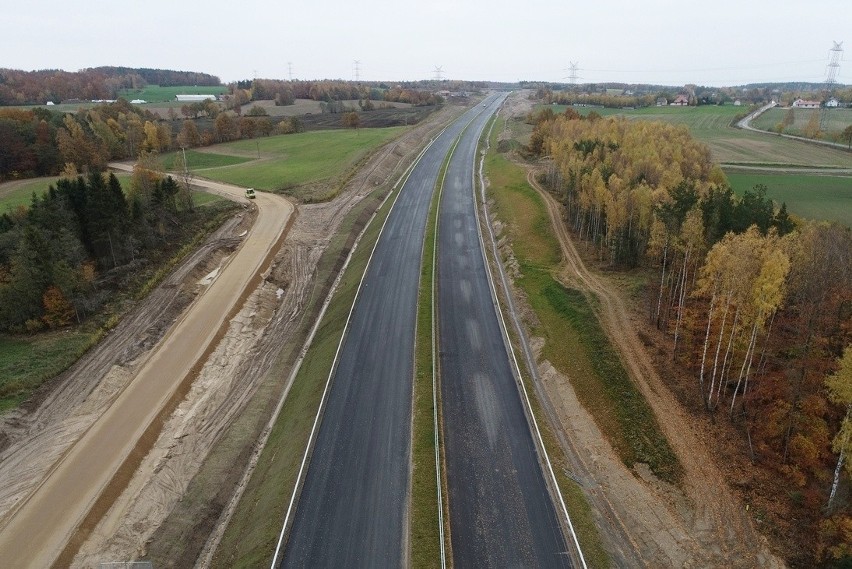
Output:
[
  {"xmin": 437, "ymin": 95, "xmax": 573, "ymax": 567},
  {"xmin": 279, "ymin": 104, "xmax": 487, "ymax": 567}
]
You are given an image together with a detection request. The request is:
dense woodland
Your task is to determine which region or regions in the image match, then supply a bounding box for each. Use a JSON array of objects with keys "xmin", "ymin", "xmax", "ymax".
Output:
[
  {"xmin": 0, "ymin": 167, "xmax": 197, "ymax": 335},
  {"xmin": 529, "ymin": 108, "xmax": 852, "ymax": 564},
  {"xmin": 0, "ymin": 101, "xmax": 171, "ymax": 180}
]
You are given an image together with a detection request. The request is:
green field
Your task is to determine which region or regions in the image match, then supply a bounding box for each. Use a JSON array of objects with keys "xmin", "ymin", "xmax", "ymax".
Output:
[
  {"xmin": 172, "ymin": 127, "xmax": 406, "ymax": 201},
  {"xmin": 162, "ymin": 150, "xmax": 253, "ymax": 171},
  {"xmin": 542, "ymin": 102, "xmax": 852, "ymax": 225},
  {"xmin": 726, "ymin": 171, "xmax": 852, "ymax": 226},
  {"xmin": 553, "ymin": 104, "xmax": 852, "ymax": 167},
  {"xmin": 117, "ymin": 85, "xmax": 226, "ymax": 103},
  {"xmin": 751, "ymin": 107, "xmax": 852, "ymax": 138}
]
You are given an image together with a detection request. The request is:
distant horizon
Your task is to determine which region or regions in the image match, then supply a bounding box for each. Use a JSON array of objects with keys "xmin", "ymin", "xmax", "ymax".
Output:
[
  {"xmin": 3, "ymin": 0, "xmax": 847, "ymax": 88},
  {"xmin": 3, "ymin": 64, "xmax": 848, "ymax": 92}
]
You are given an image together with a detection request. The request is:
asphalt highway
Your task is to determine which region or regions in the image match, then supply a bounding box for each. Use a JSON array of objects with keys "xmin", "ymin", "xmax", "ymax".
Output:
[
  {"xmin": 278, "ymin": 102, "xmax": 491, "ymax": 567},
  {"xmin": 436, "ymin": 95, "xmax": 574, "ymax": 567}
]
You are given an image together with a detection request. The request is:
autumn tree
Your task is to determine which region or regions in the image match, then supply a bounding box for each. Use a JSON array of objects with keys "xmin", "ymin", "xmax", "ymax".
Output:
[
  {"xmin": 342, "ymin": 111, "xmax": 360, "ymax": 130},
  {"xmin": 843, "ymin": 125, "xmax": 852, "ymax": 149},
  {"xmin": 826, "ymin": 347, "xmax": 852, "ymax": 510},
  {"xmin": 804, "ymin": 110, "xmax": 821, "ymax": 139}
]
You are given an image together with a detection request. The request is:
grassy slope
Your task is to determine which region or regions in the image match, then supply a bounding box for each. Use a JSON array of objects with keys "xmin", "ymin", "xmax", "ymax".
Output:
[
  {"xmin": 171, "ymin": 128, "xmax": 406, "ymax": 200},
  {"xmin": 485, "ymin": 116, "xmax": 681, "ymax": 486}
]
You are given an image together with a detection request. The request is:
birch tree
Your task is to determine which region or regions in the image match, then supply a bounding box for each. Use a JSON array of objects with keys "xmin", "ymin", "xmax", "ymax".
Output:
[{"xmin": 826, "ymin": 347, "xmax": 852, "ymax": 510}]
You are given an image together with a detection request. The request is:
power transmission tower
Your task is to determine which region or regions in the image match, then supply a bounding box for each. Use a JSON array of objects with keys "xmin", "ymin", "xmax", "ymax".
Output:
[
  {"xmin": 287, "ymin": 62, "xmax": 293, "ymax": 81},
  {"xmin": 820, "ymin": 41, "xmax": 843, "ymax": 130},
  {"xmin": 433, "ymin": 66, "xmax": 444, "ymax": 81},
  {"xmin": 568, "ymin": 61, "xmax": 580, "ymax": 85},
  {"xmin": 354, "ymin": 60, "xmax": 361, "ymax": 82}
]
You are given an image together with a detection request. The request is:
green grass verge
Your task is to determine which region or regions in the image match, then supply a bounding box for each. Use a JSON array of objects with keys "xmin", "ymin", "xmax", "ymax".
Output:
[
  {"xmin": 210, "ymin": 182, "xmax": 399, "ymax": 569},
  {"xmin": 484, "ymin": 116, "xmax": 682, "ymax": 486},
  {"xmin": 176, "ymin": 128, "xmax": 405, "ymax": 201},
  {"xmin": 0, "ymin": 331, "xmax": 98, "ymax": 412},
  {"xmin": 725, "ymin": 171, "xmax": 852, "ymax": 226},
  {"xmin": 410, "ymin": 140, "xmax": 455, "ymax": 568}
]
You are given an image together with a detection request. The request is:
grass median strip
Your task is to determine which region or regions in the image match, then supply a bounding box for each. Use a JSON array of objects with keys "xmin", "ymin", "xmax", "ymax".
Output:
[{"xmin": 410, "ymin": 137, "xmax": 457, "ymax": 568}]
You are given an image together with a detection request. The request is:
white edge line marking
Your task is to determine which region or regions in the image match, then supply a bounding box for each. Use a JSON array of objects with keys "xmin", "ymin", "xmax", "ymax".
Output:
[
  {"xmin": 269, "ymin": 126, "xmax": 450, "ymax": 569},
  {"xmin": 472, "ymin": 99, "xmax": 588, "ymax": 569}
]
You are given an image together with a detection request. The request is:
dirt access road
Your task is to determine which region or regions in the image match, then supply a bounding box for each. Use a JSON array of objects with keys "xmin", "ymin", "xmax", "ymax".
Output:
[
  {"xmin": 0, "ymin": 173, "xmax": 293, "ymax": 568},
  {"xmin": 492, "ymin": 91, "xmax": 783, "ymax": 567},
  {"xmin": 529, "ymin": 170, "xmax": 782, "ymax": 566}
]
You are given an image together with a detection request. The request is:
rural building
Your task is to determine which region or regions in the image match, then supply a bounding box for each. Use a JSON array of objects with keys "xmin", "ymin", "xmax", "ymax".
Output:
[
  {"xmin": 792, "ymin": 98, "xmax": 820, "ymax": 109},
  {"xmin": 175, "ymin": 94, "xmax": 217, "ymax": 102},
  {"xmin": 826, "ymin": 97, "xmax": 840, "ymax": 108},
  {"xmin": 733, "ymin": 100, "xmax": 742, "ymax": 106},
  {"xmin": 130, "ymin": 99, "xmax": 146, "ymax": 104},
  {"xmin": 671, "ymin": 94, "xmax": 689, "ymax": 106},
  {"xmin": 656, "ymin": 97, "xmax": 668, "ymax": 106}
]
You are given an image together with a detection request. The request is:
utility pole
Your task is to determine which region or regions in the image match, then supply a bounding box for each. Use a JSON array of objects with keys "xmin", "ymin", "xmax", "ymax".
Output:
[
  {"xmin": 287, "ymin": 62, "xmax": 293, "ymax": 81},
  {"xmin": 433, "ymin": 66, "xmax": 444, "ymax": 81},
  {"xmin": 354, "ymin": 60, "xmax": 361, "ymax": 82}
]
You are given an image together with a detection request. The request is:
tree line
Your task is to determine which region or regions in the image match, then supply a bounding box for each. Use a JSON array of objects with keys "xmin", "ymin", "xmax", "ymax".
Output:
[
  {"xmin": 0, "ymin": 67, "xmax": 220, "ymax": 105},
  {"xmin": 240, "ymin": 79, "xmax": 443, "ymax": 107},
  {"xmin": 0, "ymin": 167, "xmax": 194, "ymax": 333},
  {"xmin": 0, "ymin": 100, "xmax": 302, "ymax": 181},
  {"xmin": 530, "ymin": 107, "xmax": 852, "ymax": 563}
]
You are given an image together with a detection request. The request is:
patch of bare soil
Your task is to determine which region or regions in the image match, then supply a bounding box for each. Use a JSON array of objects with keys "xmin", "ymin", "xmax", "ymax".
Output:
[
  {"xmin": 489, "ymin": 93, "xmax": 785, "ymax": 568},
  {"xmin": 52, "ymin": 105, "xmax": 463, "ymax": 566}
]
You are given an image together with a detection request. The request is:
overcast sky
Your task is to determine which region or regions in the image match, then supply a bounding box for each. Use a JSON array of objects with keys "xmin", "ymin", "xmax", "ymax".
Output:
[{"xmin": 2, "ymin": 0, "xmax": 848, "ymax": 86}]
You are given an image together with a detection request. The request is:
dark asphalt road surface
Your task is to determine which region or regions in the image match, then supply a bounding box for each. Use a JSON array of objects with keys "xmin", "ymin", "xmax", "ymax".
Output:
[
  {"xmin": 279, "ymin": 103, "xmax": 489, "ymax": 568},
  {"xmin": 437, "ymin": 95, "xmax": 574, "ymax": 568}
]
